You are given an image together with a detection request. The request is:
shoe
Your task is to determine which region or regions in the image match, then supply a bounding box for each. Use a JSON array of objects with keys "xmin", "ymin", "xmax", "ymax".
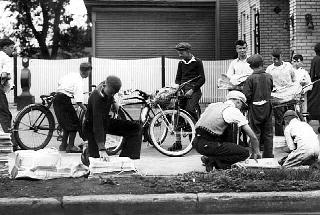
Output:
[
  {"xmin": 66, "ymin": 145, "xmax": 81, "ymax": 153},
  {"xmin": 59, "ymin": 144, "xmax": 67, "ymax": 151},
  {"xmin": 81, "ymin": 148, "xmax": 90, "ymax": 167},
  {"xmin": 168, "ymin": 142, "xmax": 182, "ymax": 151},
  {"xmin": 201, "ymin": 156, "xmax": 209, "ymax": 166}
]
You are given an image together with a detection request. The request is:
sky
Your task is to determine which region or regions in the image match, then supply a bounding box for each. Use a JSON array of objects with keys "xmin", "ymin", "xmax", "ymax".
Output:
[{"xmin": 67, "ymin": 0, "xmax": 87, "ymax": 16}]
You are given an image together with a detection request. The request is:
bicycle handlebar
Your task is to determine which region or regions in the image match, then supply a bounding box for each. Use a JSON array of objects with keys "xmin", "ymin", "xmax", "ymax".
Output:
[{"xmin": 176, "ymin": 75, "xmax": 201, "ymax": 93}]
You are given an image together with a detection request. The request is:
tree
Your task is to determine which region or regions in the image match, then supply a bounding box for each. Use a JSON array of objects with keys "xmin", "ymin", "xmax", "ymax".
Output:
[{"xmin": 5, "ymin": 0, "xmax": 90, "ymax": 59}]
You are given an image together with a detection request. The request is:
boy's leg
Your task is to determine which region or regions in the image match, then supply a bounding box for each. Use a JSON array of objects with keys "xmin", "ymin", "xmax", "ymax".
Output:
[
  {"xmin": 185, "ymin": 90, "xmax": 202, "ymax": 120},
  {"xmin": 274, "ymin": 107, "xmax": 285, "ymax": 136},
  {"xmin": 107, "ymin": 118, "xmax": 142, "ymax": 159},
  {"xmin": 261, "ymin": 113, "xmax": 274, "ymax": 158}
]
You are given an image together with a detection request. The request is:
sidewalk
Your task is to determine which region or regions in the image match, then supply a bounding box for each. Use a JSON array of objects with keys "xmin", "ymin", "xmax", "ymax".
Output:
[{"xmin": 4, "ymin": 104, "xmax": 320, "ymax": 214}]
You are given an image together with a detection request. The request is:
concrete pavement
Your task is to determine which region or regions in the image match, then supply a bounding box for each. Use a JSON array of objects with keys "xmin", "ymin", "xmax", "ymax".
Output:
[{"xmin": 3, "ymin": 105, "xmax": 320, "ymax": 214}]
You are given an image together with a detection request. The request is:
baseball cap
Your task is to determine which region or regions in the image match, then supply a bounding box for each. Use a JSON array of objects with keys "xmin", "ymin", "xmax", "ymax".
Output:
[
  {"xmin": 174, "ymin": 42, "xmax": 192, "ymax": 51},
  {"xmin": 226, "ymin": 90, "xmax": 247, "ymax": 105},
  {"xmin": 283, "ymin": 110, "xmax": 298, "ymax": 119}
]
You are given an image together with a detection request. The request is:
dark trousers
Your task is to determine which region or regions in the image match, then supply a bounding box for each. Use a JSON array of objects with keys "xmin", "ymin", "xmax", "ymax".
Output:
[
  {"xmin": 0, "ymin": 90, "xmax": 12, "ymax": 133},
  {"xmin": 248, "ymin": 103, "xmax": 274, "ymax": 158},
  {"xmin": 274, "ymin": 105, "xmax": 294, "ymax": 136},
  {"xmin": 0, "ymin": 90, "xmax": 17, "ymax": 148},
  {"xmin": 181, "ymin": 89, "xmax": 202, "ymax": 120},
  {"xmin": 192, "ymin": 128, "xmax": 250, "ymax": 169},
  {"xmin": 87, "ymin": 118, "xmax": 142, "ymax": 159}
]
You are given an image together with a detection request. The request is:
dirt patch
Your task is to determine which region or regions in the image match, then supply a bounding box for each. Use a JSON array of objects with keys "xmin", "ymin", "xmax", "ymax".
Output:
[{"xmin": 2, "ymin": 168, "xmax": 320, "ymax": 198}]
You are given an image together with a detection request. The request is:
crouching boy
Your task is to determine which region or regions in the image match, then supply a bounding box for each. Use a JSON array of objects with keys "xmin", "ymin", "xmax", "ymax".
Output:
[
  {"xmin": 279, "ymin": 110, "xmax": 320, "ymax": 167},
  {"xmin": 81, "ymin": 76, "xmax": 142, "ymax": 166}
]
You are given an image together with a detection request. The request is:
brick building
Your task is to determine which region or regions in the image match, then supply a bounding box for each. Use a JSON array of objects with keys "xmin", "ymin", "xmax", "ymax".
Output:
[{"xmin": 237, "ymin": 0, "xmax": 320, "ymax": 70}]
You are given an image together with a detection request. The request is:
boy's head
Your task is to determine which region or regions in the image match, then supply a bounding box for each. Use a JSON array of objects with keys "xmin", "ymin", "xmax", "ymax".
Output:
[
  {"xmin": 102, "ymin": 75, "xmax": 122, "ymax": 96},
  {"xmin": 247, "ymin": 54, "xmax": 263, "ymax": 69},
  {"xmin": 234, "ymin": 40, "xmax": 247, "ymax": 58},
  {"xmin": 0, "ymin": 39, "xmax": 15, "ymax": 57},
  {"xmin": 291, "ymin": 54, "xmax": 304, "ymax": 69},
  {"xmin": 79, "ymin": 62, "xmax": 92, "ymax": 78},
  {"xmin": 174, "ymin": 42, "xmax": 192, "ymax": 60},
  {"xmin": 283, "ymin": 110, "xmax": 299, "ymax": 126},
  {"xmin": 271, "ymin": 48, "xmax": 282, "ymax": 66}
]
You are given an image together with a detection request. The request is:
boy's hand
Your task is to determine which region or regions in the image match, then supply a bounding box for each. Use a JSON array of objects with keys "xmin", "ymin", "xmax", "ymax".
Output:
[
  {"xmin": 252, "ymin": 151, "xmax": 262, "ymax": 163},
  {"xmin": 185, "ymin": 89, "xmax": 193, "ymax": 97},
  {"xmin": 99, "ymin": 150, "xmax": 110, "ymax": 162}
]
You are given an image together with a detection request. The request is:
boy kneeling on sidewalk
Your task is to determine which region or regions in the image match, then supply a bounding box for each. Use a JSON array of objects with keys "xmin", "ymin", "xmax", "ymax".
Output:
[{"xmin": 279, "ymin": 110, "xmax": 319, "ymax": 167}]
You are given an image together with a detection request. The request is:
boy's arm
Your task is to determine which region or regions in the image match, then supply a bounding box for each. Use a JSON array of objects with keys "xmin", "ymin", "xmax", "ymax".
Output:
[
  {"xmin": 242, "ymin": 77, "xmax": 253, "ymax": 104},
  {"xmin": 91, "ymin": 96, "xmax": 108, "ymax": 151},
  {"xmin": 284, "ymin": 126, "xmax": 295, "ymax": 151}
]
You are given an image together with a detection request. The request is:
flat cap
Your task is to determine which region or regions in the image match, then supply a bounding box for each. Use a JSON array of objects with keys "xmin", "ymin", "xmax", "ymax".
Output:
[
  {"xmin": 226, "ymin": 90, "xmax": 247, "ymax": 105},
  {"xmin": 283, "ymin": 110, "xmax": 298, "ymax": 119},
  {"xmin": 174, "ymin": 42, "xmax": 192, "ymax": 51},
  {"xmin": 80, "ymin": 62, "xmax": 92, "ymax": 71}
]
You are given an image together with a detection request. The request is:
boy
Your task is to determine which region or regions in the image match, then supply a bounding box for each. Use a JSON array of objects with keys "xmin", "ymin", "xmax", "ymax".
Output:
[
  {"xmin": 226, "ymin": 40, "xmax": 253, "ymax": 86},
  {"xmin": 266, "ymin": 48, "xmax": 295, "ymax": 136},
  {"xmin": 53, "ymin": 62, "xmax": 91, "ymax": 153},
  {"xmin": 279, "ymin": 110, "xmax": 319, "ymax": 167},
  {"xmin": 81, "ymin": 76, "xmax": 142, "ymax": 166},
  {"xmin": 193, "ymin": 90, "xmax": 261, "ymax": 171},
  {"xmin": 243, "ymin": 54, "xmax": 274, "ymax": 158},
  {"xmin": 0, "ymin": 38, "xmax": 18, "ymax": 150},
  {"xmin": 291, "ymin": 54, "xmax": 312, "ymax": 90}
]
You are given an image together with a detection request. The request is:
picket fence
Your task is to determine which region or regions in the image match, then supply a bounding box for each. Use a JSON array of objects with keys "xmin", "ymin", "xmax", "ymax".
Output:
[{"xmin": 9, "ymin": 57, "xmax": 232, "ymax": 104}]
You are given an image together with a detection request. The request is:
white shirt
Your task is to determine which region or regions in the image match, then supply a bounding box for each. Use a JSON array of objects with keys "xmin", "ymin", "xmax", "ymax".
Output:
[
  {"xmin": 222, "ymin": 100, "xmax": 248, "ymax": 127},
  {"xmin": 266, "ymin": 62, "xmax": 295, "ymax": 90},
  {"xmin": 56, "ymin": 72, "xmax": 84, "ymax": 103},
  {"xmin": 226, "ymin": 57, "xmax": 253, "ymax": 79},
  {"xmin": 181, "ymin": 56, "xmax": 196, "ymax": 65},
  {"xmin": 294, "ymin": 67, "xmax": 312, "ymax": 92},
  {"xmin": 284, "ymin": 118, "xmax": 320, "ymax": 153},
  {"xmin": 0, "ymin": 51, "xmax": 14, "ymax": 91}
]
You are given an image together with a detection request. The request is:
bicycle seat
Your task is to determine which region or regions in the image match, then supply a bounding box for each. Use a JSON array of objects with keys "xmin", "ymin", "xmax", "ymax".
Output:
[{"xmin": 40, "ymin": 92, "xmax": 56, "ymax": 99}]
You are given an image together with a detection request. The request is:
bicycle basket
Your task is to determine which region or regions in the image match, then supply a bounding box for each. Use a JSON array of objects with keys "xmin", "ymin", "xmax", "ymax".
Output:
[{"xmin": 152, "ymin": 87, "xmax": 177, "ymax": 109}]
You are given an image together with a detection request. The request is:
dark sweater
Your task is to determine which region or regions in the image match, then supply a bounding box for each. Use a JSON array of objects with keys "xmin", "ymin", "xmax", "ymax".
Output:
[
  {"xmin": 86, "ymin": 89, "xmax": 114, "ymax": 150},
  {"xmin": 175, "ymin": 57, "xmax": 205, "ymax": 91},
  {"xmin": 243, "ymin": 69, "xmax": 273, "ymax": 104}
]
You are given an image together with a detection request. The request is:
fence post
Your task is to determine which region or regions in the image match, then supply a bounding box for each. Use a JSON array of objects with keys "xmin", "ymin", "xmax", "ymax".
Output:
[
  {"xmin": 161, "ymin": 55, "xmax": 165, "ymax": 87},
  {"xmin": 88, "ymin": 56, "xmax": 92, "ymax": 92},
  {"xmin": 13, "ymin": 55, "xmax": 17, "ymax": 104}
]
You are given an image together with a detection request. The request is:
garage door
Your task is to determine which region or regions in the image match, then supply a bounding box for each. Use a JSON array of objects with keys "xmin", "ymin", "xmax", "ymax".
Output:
[{"xmin": 94, "ymin": 7, "xmax": 215, "ymax": 60}]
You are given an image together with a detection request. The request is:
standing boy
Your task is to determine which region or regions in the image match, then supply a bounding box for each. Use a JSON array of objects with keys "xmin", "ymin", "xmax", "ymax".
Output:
[
  {"xmin": 279, "ymin": 110, "xmax": 319, "ymax": 167},
  {"xmin": 53, "ymin": 62, "xmax": 91, "ymax": 153},
  {"xmin": 81, "ymin": 76, "xmax": 142, "ymax": 166},
  {"xmin": 0, "ymin": 38, "xmax": 18, "ymax": 150},
  {"xmin": 171, "ymin": 42, "xmax": 205, "ymax": 151},
  {"xmin": 266, "ymin": 48, "xmax": 296, "ymax": 136},
  {"xmin": 226, "ymin": 40, "xmax": 253, "ymax": 86},
  {"xmin": 243, "ymin": 54, "xmax": 274, "ymax": 158}
]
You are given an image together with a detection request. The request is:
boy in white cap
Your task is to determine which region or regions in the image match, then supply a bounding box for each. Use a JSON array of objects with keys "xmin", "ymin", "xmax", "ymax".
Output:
[
  {"xmin": 193, "ymin": 90, "xmax": 261, "ymax": 171},
  {"xmin": 279, "ymin": 110, "xmax": 319, "ymax": 167}
]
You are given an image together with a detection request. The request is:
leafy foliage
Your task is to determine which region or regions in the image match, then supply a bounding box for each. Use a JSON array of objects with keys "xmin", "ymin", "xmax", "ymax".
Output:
[{"xmin": 5, "ymin": 0, "xmax": 91, "ymax": 59}]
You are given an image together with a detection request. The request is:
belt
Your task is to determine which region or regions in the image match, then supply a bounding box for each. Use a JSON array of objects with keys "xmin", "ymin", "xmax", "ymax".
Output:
[
  {"xmin": 196, "ymin": 127, "xmax": 220, "ymax": 140},
  {"xmin": 252, "ymin": 100, "xmax": 268, "ymax": 105}
]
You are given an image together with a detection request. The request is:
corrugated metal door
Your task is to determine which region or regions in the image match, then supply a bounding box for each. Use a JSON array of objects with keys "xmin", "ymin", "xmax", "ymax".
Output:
[{"xmin": 94, "ymin": 7, "xmax": 215, "ymax": 60}]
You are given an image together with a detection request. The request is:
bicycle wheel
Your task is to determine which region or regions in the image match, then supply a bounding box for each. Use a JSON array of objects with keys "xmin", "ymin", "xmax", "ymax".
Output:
[
  {"xmin": 149, "ymin": 109, "xmax": 196, "ymax": 156},
  {"xmin": 105, "ymin": 107, "xmax": 126, "ymax": 155},
  {"xmin": 13, "ymin": 105, "xmax": 55, "ymax": 150}
]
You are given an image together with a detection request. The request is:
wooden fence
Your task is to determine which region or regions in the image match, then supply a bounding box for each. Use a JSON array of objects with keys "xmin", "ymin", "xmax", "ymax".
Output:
[{"xmin": 10, "ymin": 57, "xmax": 231, "ymax": 104}]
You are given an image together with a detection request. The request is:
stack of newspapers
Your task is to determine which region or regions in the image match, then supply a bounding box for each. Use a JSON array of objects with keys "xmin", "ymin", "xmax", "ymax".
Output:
[{"xmin": 0, "ymin": 132, "xmax": 12, "ymax": 175}]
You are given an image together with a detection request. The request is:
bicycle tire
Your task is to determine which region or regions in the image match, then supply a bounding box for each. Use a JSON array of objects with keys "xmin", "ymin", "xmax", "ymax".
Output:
[
  {"xmin": 105, "ymin": 107, "xmax": 126, "ymax": 155},
  {"xmin": 13, "ymin": 104, "xmax": 55, "ymax": 150},
  {"xmin": 149, "ymin": 109, "xmax": 196, "ymax": 157}
]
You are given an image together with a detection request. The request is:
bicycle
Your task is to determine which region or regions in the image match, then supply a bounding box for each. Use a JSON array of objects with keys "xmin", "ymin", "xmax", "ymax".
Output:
[
  {"xmin": 271, "ymin": 80, "xmax": 320, "ymax": 122},
  {"xmin": 12, "ymin": 92, "xmax": 84, "ymax": 150},
  {"xmin": 100, "ymin": 76, "xmax": 201, "ymax": 157}
]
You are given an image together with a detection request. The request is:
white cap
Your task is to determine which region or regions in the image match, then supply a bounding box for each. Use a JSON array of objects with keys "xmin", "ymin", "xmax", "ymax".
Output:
[{"xmin": 226, "ymin": 90, "xmax": 247, "ymax": 105}]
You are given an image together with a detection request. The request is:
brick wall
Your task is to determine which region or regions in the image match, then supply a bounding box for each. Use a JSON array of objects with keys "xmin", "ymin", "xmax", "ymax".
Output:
[
  {"xmin": 290, "ymin": 0, "xmax": 320, "ymax": 71},
  {"xmin": 260, "ymin": 0, "xmax": 290, "ymax": 66}
]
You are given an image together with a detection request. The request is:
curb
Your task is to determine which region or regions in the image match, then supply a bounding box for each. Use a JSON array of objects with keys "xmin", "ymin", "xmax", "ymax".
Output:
[{"xmin": 1, "ymin": 191, "xmax": 320, "ymax": 214}]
